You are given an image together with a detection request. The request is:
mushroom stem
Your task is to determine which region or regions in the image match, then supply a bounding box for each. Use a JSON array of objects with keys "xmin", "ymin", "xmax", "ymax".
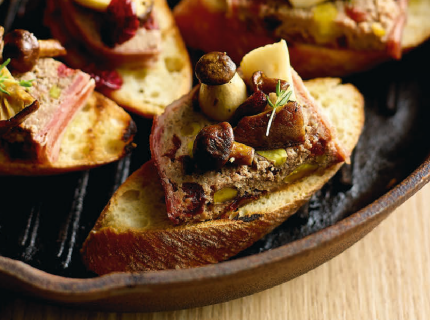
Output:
[
  {"xmin": 195, "ymin": 51, "xmax": 248, "ymax": 121},
  {"xmin": 198, "ymin": 72, "xmax": 248, "ymax": 121},
  {"xmin": 193, "ymin": 122, "xmax": 254, "ymax": 171},
  {"xmin": 229, "ymin": 141, "xmax": 254, "ymax": 166},
  {"xmin": 38, "ymin": 39, "xmax": 67, "ymax": 58}
]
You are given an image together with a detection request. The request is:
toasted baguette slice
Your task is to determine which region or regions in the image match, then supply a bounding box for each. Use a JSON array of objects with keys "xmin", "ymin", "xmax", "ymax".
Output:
[
  {"xmin": 173, "ymin": 0, "xmax": 430, "ymax": 78},
  {"xmin": 46, "ymin": 0, "xmax": 193, "ymax": 117},
  {"xmin": 0, "ymin": 92, "xmax": 136, "ymax": 175},
  {"xmin": 81, "ymin": 78, "xmax": 364, "ymax": 275}
]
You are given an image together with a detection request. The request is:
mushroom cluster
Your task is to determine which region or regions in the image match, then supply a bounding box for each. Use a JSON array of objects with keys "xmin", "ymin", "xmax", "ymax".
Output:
[{"xmin": 192, "ymin": 51, "xmax": 305, "ymax": 172}]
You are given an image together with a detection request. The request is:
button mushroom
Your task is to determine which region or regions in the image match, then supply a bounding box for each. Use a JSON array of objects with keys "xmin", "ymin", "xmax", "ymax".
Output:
[
  {"xmin": 195, "ymin": 52, "xmax": 248, "ymax": 122},
  {"xmin": 1, "ymin": 30, "xmax": 66, "ymax": 74},
  {"xmin": 193, "ymin": 122, "xmax": 255, "ymax": 171},
  {"xmin": 2, "ymin": 29, "xmax": 40, "ymax": 73}
]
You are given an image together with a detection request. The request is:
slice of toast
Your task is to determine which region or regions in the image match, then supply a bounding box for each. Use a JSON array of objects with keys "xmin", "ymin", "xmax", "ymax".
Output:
[
  {"xmin": 81, "ymin": 78, "xmax": 364, "ymax": 274},
  {"xmin": 173, "ymin": 0, "xmax": 430, "ymax": 78},
  {"xmin": 151, "ymin": 68, "xmax": 347, "ymax": 225},
  {"xmin": 46, "ymin": 0, "xmax": 193, "ymax": 117},
  {"xmin": 0, "ymin": 91, "xmax": 136, "ymax": 175}
]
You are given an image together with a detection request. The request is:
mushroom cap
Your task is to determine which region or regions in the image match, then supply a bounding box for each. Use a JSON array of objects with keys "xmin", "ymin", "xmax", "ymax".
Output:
[
  {"xmin": 195, "ymin": 52, "xmax": 237, "ymax": 85},
  {"xmin": 3, "ymin": 29, "xmax": 40, "ymax": 73},
  {"xmin": 193, "ymin": 122, "xmax": 234, "ymax": 171}
]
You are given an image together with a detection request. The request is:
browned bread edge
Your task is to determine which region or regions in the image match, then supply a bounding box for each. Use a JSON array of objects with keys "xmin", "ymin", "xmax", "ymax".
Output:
[{"xmin": 81, "ymin": 78, "xmax": 365, "ymax": 275}]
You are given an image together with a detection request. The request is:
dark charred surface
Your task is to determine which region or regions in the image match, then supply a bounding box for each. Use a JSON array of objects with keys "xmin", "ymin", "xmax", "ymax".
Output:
[{"xmin": 0, "ymin": 0, "xmax": 430, "ymax": 278}]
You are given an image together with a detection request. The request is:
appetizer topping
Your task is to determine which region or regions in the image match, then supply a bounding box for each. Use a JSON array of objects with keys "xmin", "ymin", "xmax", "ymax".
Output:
[
  {"xmin": 196, "ymin": 52, "xmax": 248, "ymax": 121},
  {"xmin": 49, "ymin": 85, "xmax": 62, "ymax": 99},
  {"xmin": 256, "ymin": 149, "xmax": 287, "ymax": 167},
  {"xmin": 195, "ymin": 51, "xmax": 236, "ymax": 85},
  {"xmin": 74, "ymin": 0, "xmax": 154, "ymax": 18},
  {"xmin": 230, "ymin": 90, "xmax": 267, "ymax": 125},
  {"xmin": 134, "ymin": 0, "xmax": 155, "ymax": 21},
  {"xmin": 38, "ymin": 39, "xmax": 67, "ymax": 58},
  {"xmin": 289, "ymin": 0, "xmax": 326, "ymax": 8},
  {"xmin": 265, "ymin": 80, "xmax": 293, "ymax": 136},
  {"xmin": 150, "ymin": 40, "xmax": 347, "ymax": 224},
  {"xmin": 234, "ymin": 100, "xmax": 305, "ymax": 149},
  {"xmin": 180, "ymin": 182, "xmax": 206, "ymax": 216},
  {"xmin": 251, "ymin": 70, "xmax": 289, "ymax": 95},
  {"xmin": 181, "ymin": 122, "xmax": 202, "ymax": 136},
  {"xmin": 0, "ymin": 59, "xmax": 39, "ymax": 128},
  {"xmin": 1, "ymin": 29, "xmax": 66, "ymax": 73},
  {"xmin": 74, "ymin": 0, "xmax": 111, "ymax": 12},
  {"xmin": 229, "ymin": 141, "xmax": 254, "ymax": 166},
  {"xmin": 214, "ymin": 187, "xmax": 238, "ymax": 204},
  {"xmin": 83, "ymin": 64, "xmax": 123, "ymax": 92},
  {"xmin": 2, "ymin": 59, "xmax": 95, "ymax": 163},
  {"xmin": 102, "ymin": 0, "xmax": 140, "ymax": 47},
  {"xmin": 228, "ymin": 0, "xmax": 406, "ymax": 58},
  {"xmin": 240, "ymin": 40, "xmax": 296, "ymax": 101},
  {"xmin": 2, "ymin": 30, "xmax": 40, "ymax": 73},
  {"xmin": 371, "ymin": 22, "xmax": 386, "ymax": 37},
  {"xmin": 345, "ymin": 4, "xmax": 368, "ymax": 23},
  {"xmin": 283, "ymin": 163, "xmax": 319, "ymax": 184},
  {"xmin": 198, "ymin": 72, "xmax": 248, "ymax": 121},
  {"xmin": 192, "ymin": 122, "xmax": 254, "ymax": 171},
  {"xmin": 193, "ymin": 122, "xmax": 234, "ymax": 171},
  {"xmin": 312, "ymin": 3, "xmax": 339, "ymax": 42}
]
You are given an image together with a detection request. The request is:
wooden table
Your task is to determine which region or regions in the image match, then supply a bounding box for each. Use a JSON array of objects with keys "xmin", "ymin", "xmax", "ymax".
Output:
[{"xmin": 0, "ymin": 183, "xmax": 429, "ymax": 319}]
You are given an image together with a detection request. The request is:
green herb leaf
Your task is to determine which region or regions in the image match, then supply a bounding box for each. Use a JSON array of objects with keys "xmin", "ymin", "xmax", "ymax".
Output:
[
  {"xmin": 276, "ymin": 80, "xmax": 281, "ymax": 96},
  {"xmin": 0, "ymin": 59, "xmax": 35, "ymax": 95},
  {"xmin": 278, "ymin": 90, "xmax": 292, "ymax": 107},
  {"xmin": 18, "ymin": 79, "xmax": 35, "ymax": 88},
  {"xmin": 0, "ymin": 86, "xmax": 10, "ymax": 95},
  {"xmin": 266, "ymin": 95, "xmax": 275, "ymax": 109},
  {"xmin": 0, "ymin": 58, "xmax": 11, "ymax": 71},
  {"xmin": 265, "ymin": 80, "xmax": 293, "ymax": 136}
]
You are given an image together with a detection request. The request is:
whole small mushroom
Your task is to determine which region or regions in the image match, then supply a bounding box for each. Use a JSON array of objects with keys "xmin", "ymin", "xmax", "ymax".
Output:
[
  {"xmin": 1, "ymin": 30, "xmax": 66, "ymax": 74},
  {"xmin": 193, "ymin": 122, "xmax": 254, "ymax": 171},
  {"xmin": 2, "ymin": 29, "xmax": 40, "ymax": 73},
  {"xmin": 195, "ymin": 52, "xmax": 248, "ymax": 122}
]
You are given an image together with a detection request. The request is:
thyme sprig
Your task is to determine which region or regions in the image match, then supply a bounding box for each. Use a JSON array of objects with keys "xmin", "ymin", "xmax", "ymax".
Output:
[
  {"xmin": 265, "ymin": 80, "xmax": 292, "ymax": 136},
  {"xmin": 0, "ymin": 59, "xmax": 35, "ymax": 95}
]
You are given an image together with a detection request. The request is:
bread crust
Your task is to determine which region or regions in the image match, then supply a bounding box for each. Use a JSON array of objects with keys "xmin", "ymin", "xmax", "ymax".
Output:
[
  {"xmin": 0, "ymin": 91, "xmax": 136, "ymax": 175},
  {"xmin": 81, "ymin": 78, "xmax": 364, "ymax": 275},
  {"xmin": 173, "ymin": 0, "xmax": 430, "ymax": 78}
]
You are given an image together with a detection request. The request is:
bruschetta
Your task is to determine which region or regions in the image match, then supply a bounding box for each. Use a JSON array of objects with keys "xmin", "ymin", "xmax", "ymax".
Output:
[
  {"xmin": 0, "ymin": 27, "xmax": 135, "ymax": 175},
  {"xmin": 81, "ymin": 41, "xmax": 364, "ymax": 274}
]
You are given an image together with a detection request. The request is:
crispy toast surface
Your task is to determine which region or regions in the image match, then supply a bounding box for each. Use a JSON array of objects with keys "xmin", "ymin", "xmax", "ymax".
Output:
[{"xmin": 81, "ymin": 78, "xmax": 364, "ymax": 274}]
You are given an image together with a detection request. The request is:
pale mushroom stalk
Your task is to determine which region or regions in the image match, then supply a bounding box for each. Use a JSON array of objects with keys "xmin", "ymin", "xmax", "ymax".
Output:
[{"xmin": 195, "ymin": 52, "xmax": 248, "ymax": 122}]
